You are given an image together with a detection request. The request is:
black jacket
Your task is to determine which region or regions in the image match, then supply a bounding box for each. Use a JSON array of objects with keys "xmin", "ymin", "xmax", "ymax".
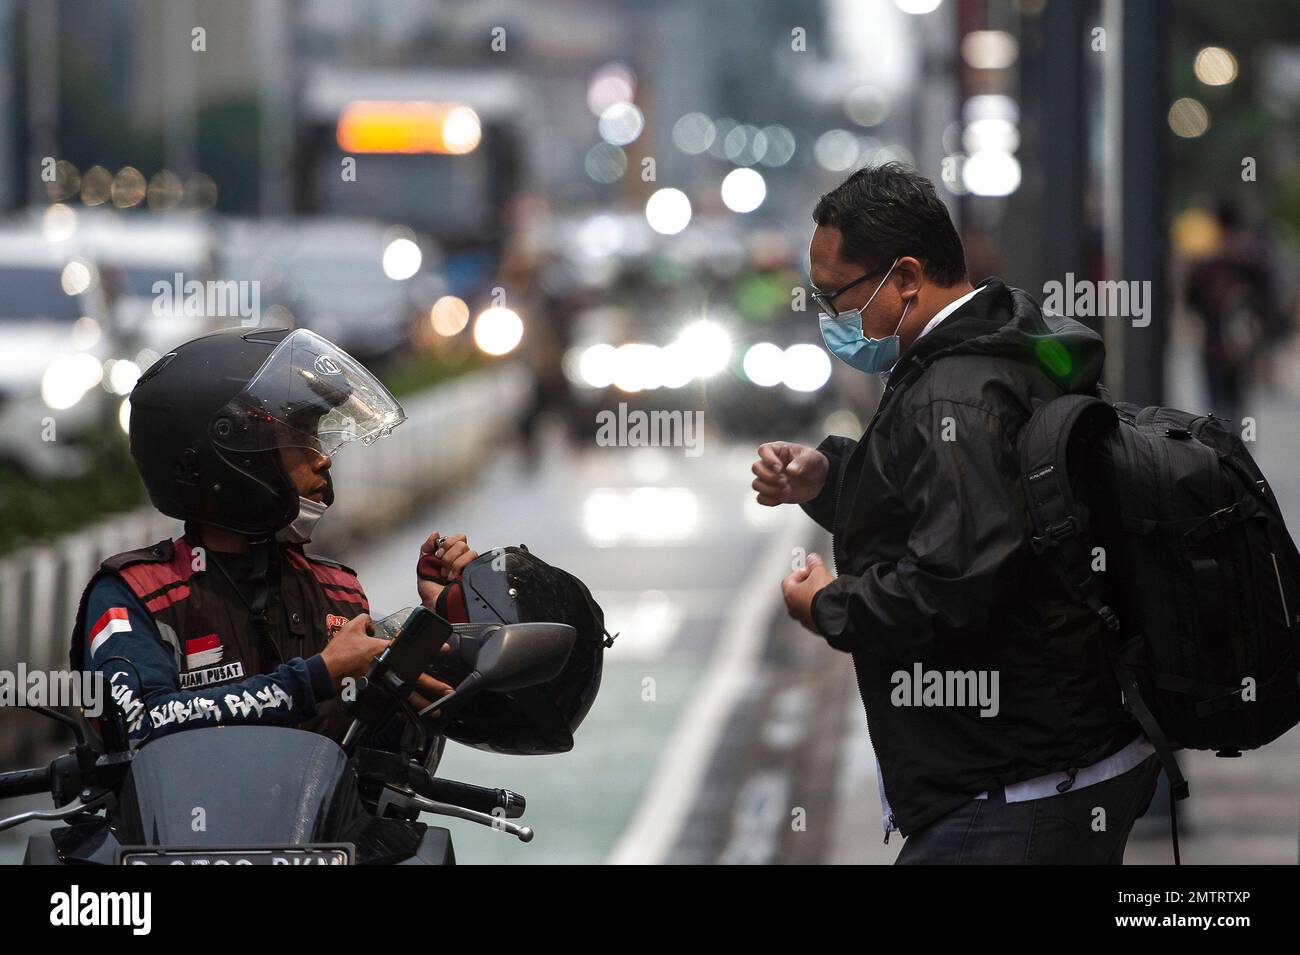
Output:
[{"xmin": 803, "ymin": 278, "xmax": 1136, "ymax": 835}]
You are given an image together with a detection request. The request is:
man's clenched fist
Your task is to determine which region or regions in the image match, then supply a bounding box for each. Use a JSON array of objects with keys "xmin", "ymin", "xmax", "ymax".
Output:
[
  {"xmin": 752, "ymin": 442, "xmax": 830, "ymax": 506},
  {"xmin": 781, "ymin": 552, "xmax": 835, "ymax": 632}
]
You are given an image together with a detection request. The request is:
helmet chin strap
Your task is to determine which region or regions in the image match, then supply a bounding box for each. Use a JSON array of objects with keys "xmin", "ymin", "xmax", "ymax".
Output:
[
  {"xmin": 247, "ymin": 537, "xmax": 281, "ymax": 663},
  {"xmin": 203, "ymin": 532, "xmax": 284, "ymax": 665}
]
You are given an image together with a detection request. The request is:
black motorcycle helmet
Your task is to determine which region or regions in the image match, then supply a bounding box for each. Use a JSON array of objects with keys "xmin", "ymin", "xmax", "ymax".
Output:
[
  {"xmin": 431, "ymin": 546, "xmax": 612, "ymax": 755},
  {"xmin": 129, "ymin": 327, "xmax": 405, "ymax": 535}
]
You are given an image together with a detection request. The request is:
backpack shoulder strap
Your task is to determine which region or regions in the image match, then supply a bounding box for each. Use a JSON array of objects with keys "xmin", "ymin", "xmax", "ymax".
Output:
[{"xmin": 1019, "ymin": 393, "xmax": 1120, "ymax": 630}]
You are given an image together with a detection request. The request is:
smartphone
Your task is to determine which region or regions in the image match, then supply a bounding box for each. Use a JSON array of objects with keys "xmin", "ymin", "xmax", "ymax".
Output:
[{"xmin": 378, "ymin": 606, "xmax": 453, "ymax": 684}]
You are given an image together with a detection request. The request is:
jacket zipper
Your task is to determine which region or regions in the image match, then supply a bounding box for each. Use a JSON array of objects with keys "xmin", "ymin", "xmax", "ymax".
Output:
[
  {"xmin": 831, "ymin": 375, "xmax": 905, "ymax": 575},
  {"xmin": 833, "ymin": 372, "xmax": 910, "ymax": 841}
]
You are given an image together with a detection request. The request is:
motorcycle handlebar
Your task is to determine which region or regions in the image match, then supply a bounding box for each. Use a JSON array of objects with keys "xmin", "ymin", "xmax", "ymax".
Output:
[
  {"xmin": 418, "ymin": 777, "xmax": 526, "ymax": 819},
  {"xmin": 0, "ymin": 766, "xmax": 52, "ymax": 799}
]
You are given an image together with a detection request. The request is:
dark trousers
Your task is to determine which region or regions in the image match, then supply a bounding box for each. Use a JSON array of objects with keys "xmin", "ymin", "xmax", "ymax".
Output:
[{"xmin": 895, "ymin": 755, "xmax": 1160, "ymax": 864}]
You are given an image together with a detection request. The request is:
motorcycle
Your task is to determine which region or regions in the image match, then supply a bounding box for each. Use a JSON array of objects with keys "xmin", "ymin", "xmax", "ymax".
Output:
[{"xmin": 0, "ymin": 607, "xmax": 576, "ymax": 864}]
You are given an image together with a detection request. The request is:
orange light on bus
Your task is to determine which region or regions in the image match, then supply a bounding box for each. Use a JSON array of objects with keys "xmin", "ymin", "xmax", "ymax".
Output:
[{"xmin": 336, "ymin": 101, "xmax": 482, "ymax": 155}]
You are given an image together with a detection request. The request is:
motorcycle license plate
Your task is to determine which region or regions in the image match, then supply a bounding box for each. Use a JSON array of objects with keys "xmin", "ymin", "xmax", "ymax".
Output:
[{"xmin": 117, "ymin": 844, "xmax": 353, "ymax": 865}]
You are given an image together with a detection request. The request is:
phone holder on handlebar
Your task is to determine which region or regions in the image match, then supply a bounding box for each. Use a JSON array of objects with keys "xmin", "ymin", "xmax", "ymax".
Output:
[{"xmin": 341, "ymin": 606, "xmax": 454, "ymax": 752}]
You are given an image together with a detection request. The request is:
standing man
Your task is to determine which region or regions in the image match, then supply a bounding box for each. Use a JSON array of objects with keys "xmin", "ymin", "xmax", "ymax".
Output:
[{"xmin": 752, "ymin": 163, "xmax": 1158, "ymax": 863}]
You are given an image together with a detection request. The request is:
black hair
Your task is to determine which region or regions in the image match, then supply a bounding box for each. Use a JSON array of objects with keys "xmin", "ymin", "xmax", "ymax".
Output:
[{"xmin": 812, "ymin": 162, "xmax": 967, "ymax": 286}]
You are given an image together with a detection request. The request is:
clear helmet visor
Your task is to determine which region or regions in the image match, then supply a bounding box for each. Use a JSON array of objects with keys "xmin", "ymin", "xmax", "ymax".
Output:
[{"xmin": 210, "ymin": 328, "xmax": 405, "ymax": 457}]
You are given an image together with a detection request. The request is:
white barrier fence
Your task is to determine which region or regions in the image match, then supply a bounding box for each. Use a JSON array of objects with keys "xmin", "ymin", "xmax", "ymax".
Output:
[{"xmin": 0, "ymin": 362, "xmax": 529, "ymax": 680}]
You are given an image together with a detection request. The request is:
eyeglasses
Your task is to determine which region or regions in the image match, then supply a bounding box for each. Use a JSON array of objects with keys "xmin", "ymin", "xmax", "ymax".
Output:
[{"xmin": 810, "ymin": 267, "xmax": 888, "ymax": 319}]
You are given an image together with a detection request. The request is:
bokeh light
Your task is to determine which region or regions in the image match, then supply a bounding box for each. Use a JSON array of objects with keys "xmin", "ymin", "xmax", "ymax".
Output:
[
  {"xmin": 895, "ymin": 0, "xmax": 943, "ymax": 12},
  {"xmin": 743, "ymin": 342, "xmax": 784, "ymax": 387},
  {"xmin": 430, "ymin": 295, "xmax": 470, "ymax": 336},
  {"xmin": 147, "ymin": 170, "xmax": 184, "ymax": 210},
  {"xmin": 587, "ymin": 62, "xmax": 636, "ymax": 115},
  {"xmin": 442, "ymin": 105, "xmax": 483, "ymax": 154},
  {"xmin": 961, "ymin": 31, "xmax": 1019, "ymax": 70},
  {"xmin": 60, "ymin": 259, "xmax": 93, "ymax": 296},
  {"xmin": 962, "ymin": 150, "xmax": 1021, "ymax": 196},
  {"xmin": 814, "ymin": 130, "xmax": 860, "ymax": 171},
  {"xmin": 382, "ymin": 237, "xmax": 422, "ymax": 279},
  {"xmin": 473, "ymin": 306, "xmax": 524, "ymax": 356},
  {"xmin": 1168, "ymin": 97, "xmax": 1210, "ymax": 138},
  {"xmin": 42, "ymin": 203, "xmax": 76, "ymax": 242},
  {"xmin": 781, "ymin": 344, "xmax": 832, "ymax": 392},
  {"xmin": 584, "ymin": 142, "xmax": 628, "ymax": 183},
  {"xmin": 45, "ymin": 160, "xmax": 81, "ymax": 202},
  {"xmin": 1194, "ymin": 46, "xmax": 1237, "ymax": 86},
  {"xmin": 672, "ymin": 112, "xmax": 716, "ymax": 154},
  {"xmin": 111, "ymin": 166, "xmax": 147, "ymax": 208},
  {"xmin": 720, "ymin": 168, "xmax": 767, "ymax": 213},
  {"xmin": 599, "ymin": 102, "xmax": 645, "ymax": 146},
  {"xmin": 80, "ymin": 165, "xmax": 112, "ymax": 205},
  {"xmin": 645, "ymin": 188, "xmax": 692, "ymax": 235},
  {"xmin": 845, "ymin": 86, "xmax": 891, "ymax": 127}
]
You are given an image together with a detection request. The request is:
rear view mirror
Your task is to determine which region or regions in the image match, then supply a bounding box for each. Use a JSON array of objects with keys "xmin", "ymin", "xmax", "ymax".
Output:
[
  {"xmin": 474, "ymin": 623, "xmax": 575, "ymax": 692},
  {"xmin": 414, "ymin": 622, "xmax": 576, "ymax": 720}
]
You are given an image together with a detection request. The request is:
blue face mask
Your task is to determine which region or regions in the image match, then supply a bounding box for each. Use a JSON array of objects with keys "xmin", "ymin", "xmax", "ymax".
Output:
[{"xmin": 818, "ymin": 258, "xmax": 911, "ymax": 374}]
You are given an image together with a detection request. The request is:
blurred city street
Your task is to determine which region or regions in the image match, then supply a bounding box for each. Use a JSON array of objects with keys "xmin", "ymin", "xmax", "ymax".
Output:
[
  {"xmin": 0, "ymin": 0, "xmax": 1298, "ymax": 874},
  {"xmin": 340, "ymin": 337, "xmax": 1300, "ymax": 866}
]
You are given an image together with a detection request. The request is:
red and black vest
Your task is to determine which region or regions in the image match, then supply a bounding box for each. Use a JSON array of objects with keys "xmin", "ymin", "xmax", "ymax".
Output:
[{"xmin": 70, "ymin": 535, "xmax": 369, "ymax": 742}]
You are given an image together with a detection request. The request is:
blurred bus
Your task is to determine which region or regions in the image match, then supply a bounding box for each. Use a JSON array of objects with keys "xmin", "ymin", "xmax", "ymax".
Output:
[{"xmin": 296, "ymin": 67, "xmax": 529, "ymax": 298}]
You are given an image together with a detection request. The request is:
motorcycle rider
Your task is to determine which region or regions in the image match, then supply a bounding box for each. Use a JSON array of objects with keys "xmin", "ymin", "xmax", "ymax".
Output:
[{"xmin": 70, "ymin": 326, "xmax": 477, "ymax": 747}]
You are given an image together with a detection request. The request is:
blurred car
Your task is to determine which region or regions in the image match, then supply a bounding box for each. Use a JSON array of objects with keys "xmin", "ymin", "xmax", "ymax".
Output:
[
  {"xmin": 65, "ymin": 209, "xmax": 223, "ymax": 353},
  {"xmin": 554, "ymin": 212, "xmax": 832, "ymax": 437},
  {"xmin": 215, "ymin": 217, "xmax": 440, "ymax": 361},
  {"xmin": 0, "ymin": 226, "xmax": 112, "ymax": 478}
]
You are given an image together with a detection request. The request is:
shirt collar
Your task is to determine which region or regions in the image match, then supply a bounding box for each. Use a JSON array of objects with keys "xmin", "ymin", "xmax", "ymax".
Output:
[{"xmin": 880, "ymin": 284, "xmax": 985, "ymax": 385}]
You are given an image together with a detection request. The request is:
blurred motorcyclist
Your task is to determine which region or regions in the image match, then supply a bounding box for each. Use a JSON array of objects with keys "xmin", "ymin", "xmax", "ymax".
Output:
[{"xmin": 70, "ymin": 326, "xmax": 477, "ymax": 747}]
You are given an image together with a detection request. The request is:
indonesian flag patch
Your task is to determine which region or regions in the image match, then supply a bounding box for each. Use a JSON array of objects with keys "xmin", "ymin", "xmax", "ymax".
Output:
[
  {"xmin": 184, "ymin": 633, "xmax": 224, "ymax": 669},
  {"xmin": 89, "ymin": 607, "xmax": 132, "ymax": 658}
]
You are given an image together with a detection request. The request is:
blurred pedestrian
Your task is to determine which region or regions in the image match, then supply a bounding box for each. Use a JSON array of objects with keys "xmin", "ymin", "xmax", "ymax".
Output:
[{"xmin": 1184, "ymin": 200, "xmax": 1283, "ymax": 424}]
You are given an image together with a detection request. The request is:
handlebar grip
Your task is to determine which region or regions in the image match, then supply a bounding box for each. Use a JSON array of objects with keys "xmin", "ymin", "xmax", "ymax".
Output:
[
  {"xmin": 0, "ymin": 766, "xmax": 51, "ymax": 798},
  {"xmin": 419, "ymin": 778, "xmax": 526, "ymax": 819}
]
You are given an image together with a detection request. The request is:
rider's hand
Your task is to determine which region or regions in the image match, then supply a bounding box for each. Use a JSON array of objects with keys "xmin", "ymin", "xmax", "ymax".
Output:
[
  {"xmin": 406, "ymin": 671, "xmax": 456, "ymax": 717},
  {"xmin": 752, "ymin": 442, "xmax": 830, "ymax": 506},
  {"xmin": 417, "ymin": 531, "xmax": 479, "ymax": 608},
  {"xmin": 321, "ymin": 613, "xmax": 456, "ymax": 713},
  {"xmin": 321, "ymin": 613, "xmax": 389, "ymax": 686}
]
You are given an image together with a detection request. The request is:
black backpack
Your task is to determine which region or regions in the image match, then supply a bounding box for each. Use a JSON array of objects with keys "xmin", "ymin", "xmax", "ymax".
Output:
[{"xmin": 1018, "ymin": 395, "xmax": 1300, "ymax": 859}]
